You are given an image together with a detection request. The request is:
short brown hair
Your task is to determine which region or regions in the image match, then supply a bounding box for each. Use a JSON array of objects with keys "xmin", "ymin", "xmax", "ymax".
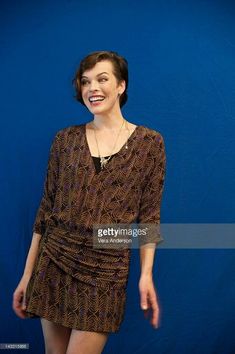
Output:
[{"xmin": 72, "ymin": 50, "xmax": 128, "ymax": 108}]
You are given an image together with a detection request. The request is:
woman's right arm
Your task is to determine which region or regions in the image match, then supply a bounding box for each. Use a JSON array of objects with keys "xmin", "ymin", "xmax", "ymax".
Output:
[
  {"xmin": 22, "ymin": 232, "xmax": 42, "ymax": 278},
  {"xmin": 12, "ymin": 232, "xmax": 42, "ymax": 318},
  {"xmin": 13, "ymin": 130, "xmax": 61, "ymax": 319}
]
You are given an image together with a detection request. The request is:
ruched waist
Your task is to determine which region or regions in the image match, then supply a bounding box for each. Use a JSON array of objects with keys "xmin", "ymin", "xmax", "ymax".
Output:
[{"xmin": 41, "ymin": 224, "xmax": 131, "ymax": 289}]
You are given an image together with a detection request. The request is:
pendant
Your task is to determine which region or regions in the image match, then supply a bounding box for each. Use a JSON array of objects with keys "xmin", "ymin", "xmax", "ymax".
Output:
[{"xmin": 100, "ymin": 156, "xmax": 109, "ymax": 169}]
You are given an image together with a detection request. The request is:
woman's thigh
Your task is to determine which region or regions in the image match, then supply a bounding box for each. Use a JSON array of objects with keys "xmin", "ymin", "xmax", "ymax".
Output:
[
  {"xmin": 66, "ymin": 329, "xmax": 109, "ymax": 354},
  {"xmin": 40, "ymin": 317, "xmax": 72, "ymax": 354}
]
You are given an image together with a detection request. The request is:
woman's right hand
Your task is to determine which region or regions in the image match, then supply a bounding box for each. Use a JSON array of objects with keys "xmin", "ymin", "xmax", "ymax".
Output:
[{"xmin": 12, "ymin": 275, "xmax": 31, "ymax": 319}]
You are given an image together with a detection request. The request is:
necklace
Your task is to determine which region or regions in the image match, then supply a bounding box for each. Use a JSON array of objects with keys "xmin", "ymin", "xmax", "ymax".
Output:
[{"xmin": 92, "ymin": 118, "xmax": 131, "ymax": 170}]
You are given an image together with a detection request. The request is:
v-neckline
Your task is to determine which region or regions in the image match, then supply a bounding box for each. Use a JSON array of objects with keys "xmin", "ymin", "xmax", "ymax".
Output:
[{"xmin": 82, "ymin": 123, "xmax": 141, "ymax": 175}]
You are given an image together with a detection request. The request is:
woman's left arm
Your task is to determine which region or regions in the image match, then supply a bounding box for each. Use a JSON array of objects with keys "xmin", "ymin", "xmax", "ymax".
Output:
[
  {"xmin": 137, "ymin": 132, "xmax": 166, "ymax": 329},
  {"xmin": 139, "ymin": 244, "xmax": 159, "ymax": 328}
]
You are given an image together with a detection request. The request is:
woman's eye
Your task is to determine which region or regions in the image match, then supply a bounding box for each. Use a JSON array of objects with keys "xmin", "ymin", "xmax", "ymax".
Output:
[
  {"xmin": 81, "ymin": 78, "xmax": 108, "ymax": 86},
  {"xmin": 99, "ymin": 77, "xmax": 108, "ymax": 82}
]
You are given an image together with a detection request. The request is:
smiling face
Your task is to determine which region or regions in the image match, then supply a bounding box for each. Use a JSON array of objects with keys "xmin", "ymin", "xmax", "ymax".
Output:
[{"xmin": 80, "ymin": 60, "xmax": 126, "ymax": 115}]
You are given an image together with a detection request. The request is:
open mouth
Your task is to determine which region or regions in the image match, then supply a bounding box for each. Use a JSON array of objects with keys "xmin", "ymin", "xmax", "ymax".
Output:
[{"xmin": 89, "ymin": 96, "xmax": 105, "ymax": 105}]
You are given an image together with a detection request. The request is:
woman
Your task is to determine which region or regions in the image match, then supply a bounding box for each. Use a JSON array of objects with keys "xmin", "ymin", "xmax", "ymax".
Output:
[{"xmin": 12, "ymin": 51, "xmax": 166, "ymax": 354}]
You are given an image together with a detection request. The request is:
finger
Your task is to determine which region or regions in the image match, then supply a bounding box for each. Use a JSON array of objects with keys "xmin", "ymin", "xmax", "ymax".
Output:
[
  {"xmin": 12, "ymin": 304, "xmax": 24, "ymax": 318},
  {"xmin": 148, "ymin": 296, "xmax": 160, "ymax": 327},
  {"xmin": 151, "ymin": 302, "xmax": 159, "ymax": 326},
  {"xmin": 140, "ymin": 291, "xmax": 149, "ymax": 310},
  {"xmin": 22, "ymin": 295, "xmax": 27, "ymax": 310},
  {"xmin": 151, "ymin": 305, "xmax": 159, "ymax": 327},
  {"xmin": 13, "ymin": 295, "xmax": 23, "ymax": 309},
  {"xmin": 14, "ymin": 304, "xmax": 28, "ymax": 319},
  {"xmin": 143, "ymin": 297, "xmax": 152, "ymax": 318},
  {"xmin": 12, "ymin": 292, "xmax": 27, "ymax": 317},
  {"xmin": 17, "ymin": 311, "xmax": 27, "ymax": 319}
]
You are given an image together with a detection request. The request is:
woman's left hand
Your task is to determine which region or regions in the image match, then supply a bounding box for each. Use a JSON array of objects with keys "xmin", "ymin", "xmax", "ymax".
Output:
[{"xmin": 138, "ymin": 274, "xmax": 160, "ymax": 329}]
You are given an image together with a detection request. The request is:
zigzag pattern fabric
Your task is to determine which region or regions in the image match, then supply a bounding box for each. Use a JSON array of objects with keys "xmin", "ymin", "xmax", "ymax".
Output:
[{"xmin": 24, "ymin": 124, "xmax": 166, "ymax": 333}]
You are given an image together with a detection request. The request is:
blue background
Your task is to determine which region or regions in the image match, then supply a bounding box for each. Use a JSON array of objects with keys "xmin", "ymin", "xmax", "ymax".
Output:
[{"xmin": 1, "ymin": 0, "xmax": 235, "ymax": 353}]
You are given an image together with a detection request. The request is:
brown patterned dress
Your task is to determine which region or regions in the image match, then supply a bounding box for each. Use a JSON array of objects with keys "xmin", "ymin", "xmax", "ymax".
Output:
[{"xmin": 24, "ymin": 123, "xmax": 166, "ymax": 333}]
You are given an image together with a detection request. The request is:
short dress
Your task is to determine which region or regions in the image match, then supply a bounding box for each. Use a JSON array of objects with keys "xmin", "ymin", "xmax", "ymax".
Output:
[{"xmin": 24, "ymin": 124, "xmax": 166, "ymax": 333}]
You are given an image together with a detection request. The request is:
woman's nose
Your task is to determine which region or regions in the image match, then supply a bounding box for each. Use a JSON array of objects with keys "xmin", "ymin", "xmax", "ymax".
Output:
[{"xmin": 89, "ymin": 80, "xmax": 99, "ymax": 91}]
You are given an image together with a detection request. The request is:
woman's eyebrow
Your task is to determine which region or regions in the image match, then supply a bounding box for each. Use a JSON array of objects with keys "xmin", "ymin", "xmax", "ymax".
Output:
[{"xmin": 81, "ymin": 72, "xmax": 109, "ymax": 78}]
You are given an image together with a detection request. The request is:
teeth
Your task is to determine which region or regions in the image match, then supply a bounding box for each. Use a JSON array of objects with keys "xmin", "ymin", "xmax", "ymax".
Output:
[{"xmin": 89, "ymin": 96, "xmax": 105, "ymax": 102}]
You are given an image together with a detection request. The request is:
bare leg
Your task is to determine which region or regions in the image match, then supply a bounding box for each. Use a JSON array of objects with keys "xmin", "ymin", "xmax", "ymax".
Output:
[
  {"xmin": 66, "ymin": 329, "xmax": 109, "ymax": 354},
  {"xmin": 40, "ymin": 317, "xmax": 72, "ymax": 354}
]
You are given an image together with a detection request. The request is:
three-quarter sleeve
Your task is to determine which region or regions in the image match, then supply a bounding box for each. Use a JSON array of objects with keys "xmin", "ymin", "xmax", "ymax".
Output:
[
  {"xmin": 137, "ymin": 132, "xmax": 166, "ymax": 246},
  {"xmin": 32, "ymin": 131, "xmax": 61, "ymax": 236}
]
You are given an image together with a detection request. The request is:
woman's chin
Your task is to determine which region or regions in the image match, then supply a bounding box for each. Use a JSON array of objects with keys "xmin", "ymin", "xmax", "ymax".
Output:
[{"xmin": 89, "ymin": 105, "xmax": 111, "ymax": 115}]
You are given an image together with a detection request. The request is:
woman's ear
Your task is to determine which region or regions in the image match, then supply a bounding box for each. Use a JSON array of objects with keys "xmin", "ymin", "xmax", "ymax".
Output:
[{"xmin": 118, "ymin": 80, "xmax": 126, "ymax": 96}]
